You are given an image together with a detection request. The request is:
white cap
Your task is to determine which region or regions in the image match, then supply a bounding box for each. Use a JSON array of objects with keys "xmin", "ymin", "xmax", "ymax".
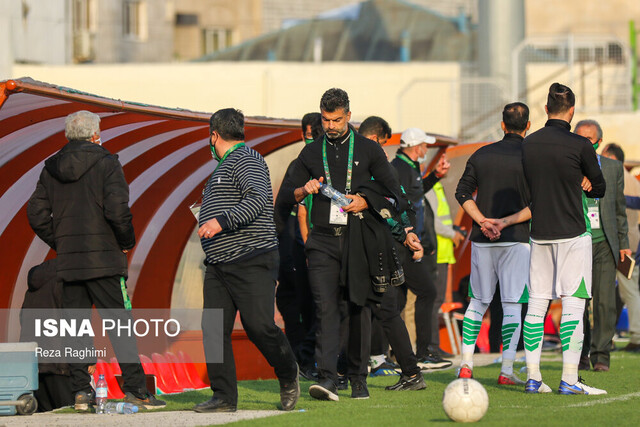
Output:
[{"xmin": 400, "ymin": 128, "xmax": 436, "ymax": 147}]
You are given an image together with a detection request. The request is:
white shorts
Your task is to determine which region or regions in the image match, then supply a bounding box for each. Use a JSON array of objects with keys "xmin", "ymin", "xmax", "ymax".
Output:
[
  {"xmin": 469, "ymin": 242, "xmax": 530, "ymax": 303},
  {"xmin": 529, "ymin": 235, "xmax": 592, "ymax": 300}
]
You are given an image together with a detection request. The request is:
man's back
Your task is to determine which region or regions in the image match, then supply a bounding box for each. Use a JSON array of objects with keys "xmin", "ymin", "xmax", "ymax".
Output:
[
  {"xmin": 27, "ymin": 140, "xmax": 134, "ymax": 281},
  {"xmin": 456, "ymin": 134, "xmax": 530, "ymax": 243},
  {"xmin": 522, "ymin": 119, "xmax": 605, "ymax": 240}
]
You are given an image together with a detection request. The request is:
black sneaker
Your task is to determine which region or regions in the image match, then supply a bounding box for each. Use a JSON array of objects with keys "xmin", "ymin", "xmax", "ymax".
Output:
[
  {"xmin": 74, "ymin": 390, "xmax": 95, "ymax": 412},
  {"xmin": 309, "ymin": 378, "xmax": 339, "ymax": 401},
  {"xmin": 385, "ymin": 373, "xmax": 427, "ymax": 391},
  {"xmin": 370, "ymin": 362, "xmax": 401, "ymax": 377},
  {"xmin": 124, "ymin": 391, "xmax": 166, "ymax": 410},
  {"xmin": 193, "ymin": 397, "xmax": 237, "ymax": 413},
  {"xmin": 337, "ymin": 374, "xmax": 348, "ymax": 390},
  {"xmin": 299, "ymin": 366, "xmax": 319, "ymax": 381},
  {"xmin": 350, "ymin": 379, "xmax": 369, "ymax": 399},
  {"xmin": 417, "ymin": 352, "xmax": 453, "ymax": 370}
]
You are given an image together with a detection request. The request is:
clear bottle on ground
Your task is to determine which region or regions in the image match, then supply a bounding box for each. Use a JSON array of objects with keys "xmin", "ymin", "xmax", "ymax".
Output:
[
  {"xmin": 95, "ymin": 374, "xmax": 108, "ymax": 414},
  {"xmin": 104, "ymin": 402, "xmax": 139, "ymax": 414}
]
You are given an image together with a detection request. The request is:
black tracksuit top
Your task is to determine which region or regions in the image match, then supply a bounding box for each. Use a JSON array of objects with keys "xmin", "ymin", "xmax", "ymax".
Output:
[
  {"xmin": 281, "ymin": 130, "xmax": 401, "ymax": 230},
  {"xmin": 522, "ymin": 119, "xmax": 605, "ymax": 240},
  {"xmin": 455, "ymin": 133, "xmax": 531, "ymax": 243}
]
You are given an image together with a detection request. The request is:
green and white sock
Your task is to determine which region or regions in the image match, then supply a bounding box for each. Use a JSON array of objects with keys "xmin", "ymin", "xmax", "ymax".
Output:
[
  {"xmin": 560, "ymin": 296, "xmax": 585, "ymax": 385},
  {"xmin": 523, "ymin": 297, "xmax": 549, "ymax": 381},
  {"xmin": 461, "ymin": 298, "xmax": 489, "ymax": 369},
  {"xmin": 501, "ymin": 302, "xmax": 523, "ymax": 375},
  {"xmin": 370, "ymin": 354, "xmax": 386, "ymax": 369}
]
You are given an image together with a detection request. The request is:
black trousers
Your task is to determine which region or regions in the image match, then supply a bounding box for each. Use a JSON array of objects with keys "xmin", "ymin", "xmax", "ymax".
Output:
[
  {"xmin": 371, "ymin": 284, "xmax": 421, "ymax": 376},
  {"xmin": 63, "ymin": 276, "xmax": 147, "ymax": 395},
  {"xmin": 305, "ymin": 232, "xmax": 371, "ymax": 383},
  {"xmin": 398, "ymin": 249, "xmax": 437, "ymax": 358},
  {"xmin": 276, "ymin": 240, "xmax": 317, "ymax": 370},
  {"xmin": 202, "ymin": 250, "xmax": 297, "ymax": 405}
]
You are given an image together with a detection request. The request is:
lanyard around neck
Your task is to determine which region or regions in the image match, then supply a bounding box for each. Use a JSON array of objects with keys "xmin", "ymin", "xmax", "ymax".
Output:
[
  {"xmin": 322, "ymin": 130, "xmax": 354, "ymax": 193},
  {"xmin": 214, "ymin": 143, "xmax": 245, "ymax": 173},
  {"xmin": 396, "ymin": 151, "xmax": 419, "ymax": 170}
]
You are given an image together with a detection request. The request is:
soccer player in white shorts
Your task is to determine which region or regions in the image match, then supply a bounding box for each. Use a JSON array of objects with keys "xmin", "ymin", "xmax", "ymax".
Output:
[
  {"xmin": 521, "ymin": 83, "xmax": 606, "ymax": 395},
  {"xmin": 455, "ymin": 102, "xmax": 533, "ymax": 385}
]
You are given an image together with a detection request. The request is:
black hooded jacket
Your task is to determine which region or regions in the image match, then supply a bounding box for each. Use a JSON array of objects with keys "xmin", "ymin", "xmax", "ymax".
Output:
[{"xmin": 27, "ymin": 140, "xmax": 135, "ymax": 281}]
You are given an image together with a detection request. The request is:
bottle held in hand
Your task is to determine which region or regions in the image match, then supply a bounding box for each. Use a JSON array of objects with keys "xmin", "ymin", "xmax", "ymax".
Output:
[{"xmin": 321, "ymin": 184, "xmax": 352, "ymax": 208}]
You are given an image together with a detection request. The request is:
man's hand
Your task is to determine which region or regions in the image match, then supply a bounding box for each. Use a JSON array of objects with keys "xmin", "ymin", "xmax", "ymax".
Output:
[
  {"xmin": 198, "ymin": 218, "xmax": 222, "ymax": 239},
  {"xmin": 621, "ymin": 248, "xmax": 632, "ymax": 263},
  {"xmin": 404, "ymin": 232, "xmax": 423, "ymax": 252},
  {"xmin": 452, "ymin": 230, "xmax": 465, "ymax": 248},
  {"xmin": 122, "ymin": 249, "xmax": 129, "ymax": 254},
  {"xmin": 480, "ymin": 218, "xmax": 501, "ymax": 241},
  {"xmin": 581, "ymin": 176, "xmax": 592, "ymax": 192},
  {"xmin": 412, "ymin": 247, "xmax": 424, "ymax": 260},
  {"xmin": 435, "ymin": 155, "xmax": 451, "ymax": 178},
  {"xmin": 304, "ymin": 177, "xmax": 323, "ymax": 196},
  {"xmin": 342, "ymin": 194, "xmax": 368, "ymax": 213},
  {"xmin": 295, "ymin": 177, "xmax": 324, "ymax": 202}
]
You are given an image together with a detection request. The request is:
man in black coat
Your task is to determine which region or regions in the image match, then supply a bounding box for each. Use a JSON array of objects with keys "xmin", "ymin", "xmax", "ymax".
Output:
[{"xmin": 27, "ymin": 110, "xmax": 165, "ymax": 411}]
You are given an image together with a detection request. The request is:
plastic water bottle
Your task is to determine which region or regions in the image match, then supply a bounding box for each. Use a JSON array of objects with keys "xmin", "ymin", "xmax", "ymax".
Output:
[
  {"xmin": 104, "ymin": 402, "xmax": 139, "ymax": 414},
  {"xmin": 95, "ymin": 374, "xmax": 108, "ymax": 414},
  {"xmin": 321, "ymin": 184, "xmax": 352, "ymax": 208}
]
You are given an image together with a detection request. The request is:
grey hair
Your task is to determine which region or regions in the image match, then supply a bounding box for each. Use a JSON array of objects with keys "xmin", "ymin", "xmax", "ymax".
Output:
[
  {"xmin": 574, "ymin": 119, "xmax": 603, "ymax": 141},
  {"xmin": 65, "ymin": 111, "xmax": 101, "ymax": 141}
]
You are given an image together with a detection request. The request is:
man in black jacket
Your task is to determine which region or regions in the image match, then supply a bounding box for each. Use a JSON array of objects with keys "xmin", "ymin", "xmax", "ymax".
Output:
[
  {"xmin": 27, "ymin": 110, "xmax": 165, "ymax": 411},
  {"xmin": 281, "ymin": 88, "xmax": 404, "ymax": 401},
  {"xmin": 521, "ymin": 83, "xmax": 607, "ymax": 395}
]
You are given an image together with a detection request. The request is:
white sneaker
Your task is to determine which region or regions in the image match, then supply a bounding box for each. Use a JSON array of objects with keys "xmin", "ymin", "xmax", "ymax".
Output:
[
  {"xmin": 525, "ymin": 379, "xmax": 552, "ymax": 393},
  {"xmin": 558, "ymin": 378, "xmax": 607, "ymax": 395}
]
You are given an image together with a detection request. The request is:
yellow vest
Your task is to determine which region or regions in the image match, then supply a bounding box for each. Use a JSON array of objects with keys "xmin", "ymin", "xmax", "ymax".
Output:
[{"xmin": 433, "ymin": 182, "xmax": 456, "ymax": 264}]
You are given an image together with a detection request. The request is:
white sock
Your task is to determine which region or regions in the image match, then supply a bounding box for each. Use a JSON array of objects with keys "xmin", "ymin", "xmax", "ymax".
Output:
[
  {"xmin": 461, "ymin": 298, "xmax": 489, "ymax": 369},
  {"xmin": 560, "ymin": 296, "xmax": 585, "ymax": 385},
  {"xmin": 370, "ymin": 354, "xmax": 386, "ymax": 369},
  {"xmin": 501, "ymin": 302, "xmax": 523, "ymax": 375},
  {"xmin": 523, "ymin": 297, "xmax": 549, "ymax": 381}
]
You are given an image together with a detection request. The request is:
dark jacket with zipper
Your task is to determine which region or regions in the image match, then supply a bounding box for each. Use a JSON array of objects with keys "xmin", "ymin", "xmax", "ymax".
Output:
[{"xmin": 27, "ymin": 140, "xmax": 135, "ymax": 281}]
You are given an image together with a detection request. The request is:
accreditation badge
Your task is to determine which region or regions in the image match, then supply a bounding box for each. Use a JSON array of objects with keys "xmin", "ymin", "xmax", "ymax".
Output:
[
  {"xmin": 587, "ymin": 206, "xmax": 600, "ymax": 229},
  {"xmin": 329, "ymin": 202, "xmax": 348, "ymax": 225}
]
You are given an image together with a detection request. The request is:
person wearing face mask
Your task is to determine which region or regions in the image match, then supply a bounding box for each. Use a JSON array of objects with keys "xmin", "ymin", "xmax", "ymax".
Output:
[
  {"xmin": 195, "ymin": 108, "xmax": 300, "ymax": 413},
  {"xmin": 574, "ymin": 119, "xmax": 630, "ymax": 373},
  {"xmin": 389, "ymin": 128, "xmax": 453, "ymax": 369}
]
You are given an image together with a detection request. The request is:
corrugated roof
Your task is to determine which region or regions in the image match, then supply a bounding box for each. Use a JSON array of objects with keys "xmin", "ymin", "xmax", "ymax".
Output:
[{"xmin": 196, "ymin": 0, "xmax": 475, "ymax": 62}]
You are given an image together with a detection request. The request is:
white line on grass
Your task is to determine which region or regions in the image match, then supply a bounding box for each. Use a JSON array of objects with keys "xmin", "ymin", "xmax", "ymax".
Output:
[{"xmin": 565, "ymin": 392, "xmax": 640, "ymax": 407}]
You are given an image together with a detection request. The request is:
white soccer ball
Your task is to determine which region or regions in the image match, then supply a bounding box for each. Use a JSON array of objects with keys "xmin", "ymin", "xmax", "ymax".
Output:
[{"xmin": 442, "ymin": 378, "xmax": 489, "ymax": 423}]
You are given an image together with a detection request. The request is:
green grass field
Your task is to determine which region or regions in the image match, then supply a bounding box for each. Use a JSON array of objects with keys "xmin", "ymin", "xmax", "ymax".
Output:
[{"xmin": 158, "ymin": 349, "xmax": 640, "ymax": 426}]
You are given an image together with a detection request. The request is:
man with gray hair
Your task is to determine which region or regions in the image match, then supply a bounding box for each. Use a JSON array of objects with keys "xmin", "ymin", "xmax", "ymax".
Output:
[
  {"xmin": 574, "ymin": 119, "xmax": 630, "ymax": 372},
  {"xmin": 28, "ymin": 110, "xmax": 165, "ymax": 411}
]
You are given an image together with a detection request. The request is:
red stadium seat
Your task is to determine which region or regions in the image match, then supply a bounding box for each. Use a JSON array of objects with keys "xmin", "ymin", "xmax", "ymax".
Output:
[
  {"xmin": 178, "ymin": 351, "xmax": 209, "ymax": 389},
  {"xmin": 93, "ymin": 359, "xmax": 125, "ymax": 399},
  {"xmin": 164, "ymin": 352, "xmax": 200, "ymax": 390},
  {"xmin": 151, "ymin": 353, "xmax": 183, "ymax": 393}
]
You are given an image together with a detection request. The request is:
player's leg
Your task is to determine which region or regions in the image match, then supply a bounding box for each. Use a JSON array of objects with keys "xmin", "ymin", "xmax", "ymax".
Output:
[
  {"xmin": 523, "ymin": 241, "xmax": 552, "ymax": 393},
  {"xmin": 459, "ymin": 244, "xmax": 495, "ymax": 377},
  {"xmin": 497, "ymin": 243, "xmax": 530, "ymax": 384},
  {"xmin": 556, "ymin": 235, "xmax": 606, "ymax": 395}
]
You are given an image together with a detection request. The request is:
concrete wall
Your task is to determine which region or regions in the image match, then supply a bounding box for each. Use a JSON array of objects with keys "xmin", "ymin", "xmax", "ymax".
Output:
[
  {"xmin": 11, "ymin": 0, "xmax": 69, "ymax": 64},
  {"xmin": 12, "ymin": 61, "xmax": 462, "ymax": 137}
]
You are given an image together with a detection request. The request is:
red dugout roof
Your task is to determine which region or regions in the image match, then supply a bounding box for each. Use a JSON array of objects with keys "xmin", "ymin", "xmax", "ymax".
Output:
[{"xmin": 0, "ymin": 78, "xmax": 304, "ymax": 340}]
